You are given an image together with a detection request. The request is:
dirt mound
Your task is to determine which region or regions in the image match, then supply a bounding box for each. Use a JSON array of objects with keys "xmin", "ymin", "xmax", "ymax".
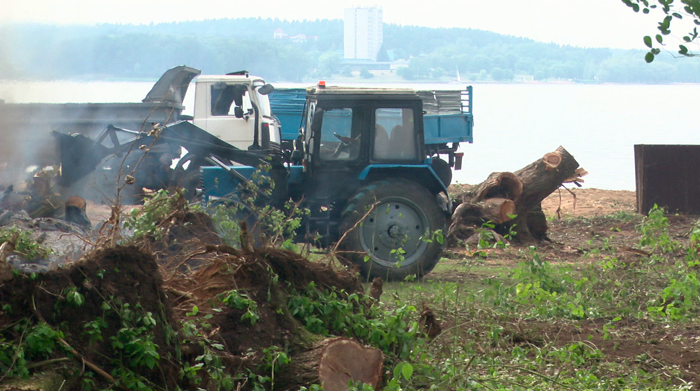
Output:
[
  {"xmin": 166, "ymin": 244, "xmax": 362, "ymax": 357},
  {"xmin": 0, "ymin": 245, "xmax": 180, "ymax": 389}
]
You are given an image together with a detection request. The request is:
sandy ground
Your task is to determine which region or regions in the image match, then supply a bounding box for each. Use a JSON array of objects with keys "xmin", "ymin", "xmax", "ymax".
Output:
[{"xmin": 541, "ymin": 187, "xmax": 637, "ymax": 218}]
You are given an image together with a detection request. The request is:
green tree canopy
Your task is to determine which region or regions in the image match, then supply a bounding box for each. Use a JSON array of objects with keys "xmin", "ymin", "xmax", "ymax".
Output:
[{"xmin": 622, "ymin": 0, "xmax": 700, "ymax": 62}]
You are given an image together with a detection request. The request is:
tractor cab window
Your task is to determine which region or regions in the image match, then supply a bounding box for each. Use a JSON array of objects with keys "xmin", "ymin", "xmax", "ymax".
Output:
[
  {"xmin": 373, "ymin": 108, "xmax": 417, "ymax": 160},
  {"xmin": 211, "ymin": 83, "xmax": 252, "ymax": 117},
  {"xmin": 318, "ymin": 108, "xmax": 360, "ymax": 161}
]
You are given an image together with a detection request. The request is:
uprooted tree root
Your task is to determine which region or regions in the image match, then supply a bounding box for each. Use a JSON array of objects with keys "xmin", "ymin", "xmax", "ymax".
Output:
[
  {"xmin": 0, "ymin": 193, "xmax": 371, "ymax": 390},
  {"xmin": 163, "ymin": 242, "xmax": 366, "ymax": 389}
]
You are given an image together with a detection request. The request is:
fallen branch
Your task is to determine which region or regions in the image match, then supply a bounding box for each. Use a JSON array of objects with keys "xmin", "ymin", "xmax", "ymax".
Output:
[
  {"xmin": 25, "ymin": 357, "xmax": 71, "ymax": 369},
  {"xmin": 31, "ymin": 296, "xmax": 116, "ymax": 384},
  {"xmin": 332, "ymin": 201, "xmax": 379, "ymax": 254}
]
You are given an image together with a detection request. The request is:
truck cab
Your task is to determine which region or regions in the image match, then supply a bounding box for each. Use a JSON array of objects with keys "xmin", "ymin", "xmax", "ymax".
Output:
[{"xmin": 192, "ymin": 72, "xmax": 280, "ymax": 151}]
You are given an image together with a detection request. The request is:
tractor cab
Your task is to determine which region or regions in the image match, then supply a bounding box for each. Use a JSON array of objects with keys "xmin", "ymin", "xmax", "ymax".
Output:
[{"xmin": 295, "ymin": 85, "xmax": 433, "ymax": 202}]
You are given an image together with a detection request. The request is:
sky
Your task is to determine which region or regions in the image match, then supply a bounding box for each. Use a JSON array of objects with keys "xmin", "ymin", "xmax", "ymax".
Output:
[{"xmin": 1, "ymin": 0, "xmax": 676, "ymax": 50}]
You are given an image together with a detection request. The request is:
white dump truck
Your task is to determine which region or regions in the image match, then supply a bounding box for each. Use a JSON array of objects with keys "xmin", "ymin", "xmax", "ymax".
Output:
[{"xmin": 0, "ymin": 66, "xmax": 281, "ymax": 185}]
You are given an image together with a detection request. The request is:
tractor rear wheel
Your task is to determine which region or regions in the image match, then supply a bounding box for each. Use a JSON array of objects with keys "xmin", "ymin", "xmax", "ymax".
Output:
[{"xmin": 339, "ymin": 179, "xmax": 447, "ymax": 281}]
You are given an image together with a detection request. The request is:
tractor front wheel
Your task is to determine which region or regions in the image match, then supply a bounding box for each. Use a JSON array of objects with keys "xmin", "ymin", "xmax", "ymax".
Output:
[{"xmin": 339, "ymin": 179, "xmax": 447, "ymax": 281}]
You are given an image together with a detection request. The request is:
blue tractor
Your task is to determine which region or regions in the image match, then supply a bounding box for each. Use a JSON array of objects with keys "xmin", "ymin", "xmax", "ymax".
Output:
[{"xmin": 201, "ymin": 84, "xmax": 470, "ymax": 280}]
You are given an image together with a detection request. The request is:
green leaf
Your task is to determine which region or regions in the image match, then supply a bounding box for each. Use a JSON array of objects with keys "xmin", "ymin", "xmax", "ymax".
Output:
[
  {"xmin": 644, "ymin": 36, "xmax": 653, "ymax": 48},
  {"xmin": 679, "ymin": 45, "xmax": 689, "ymax": 54},
  {"xmin": 645, "ymin": 52, "xmax": 655, "ymax": 63},
  {"xmin": 656, "ymin": 34, "xmax": 664, "ymax": 44},
  {"xmin": 67, "ymin": 290, "xmax": 85, "ymax": 306},
  {"xmin": 402, "ymin": 362, "xmax": 414, "ymax": 380}
]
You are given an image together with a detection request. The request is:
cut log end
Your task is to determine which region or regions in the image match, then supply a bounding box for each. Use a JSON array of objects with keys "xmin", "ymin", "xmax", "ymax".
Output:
[
  {"xmin": 543, "ymin": 152, "xmax": 563, "ymax": 171},
  {"xmin": 483, "ymin": 198, "xmax": 516, "ymax": 224},
  {"xmin": 319, "ymin": 338, "xmax": 384, "ymax": 391}
]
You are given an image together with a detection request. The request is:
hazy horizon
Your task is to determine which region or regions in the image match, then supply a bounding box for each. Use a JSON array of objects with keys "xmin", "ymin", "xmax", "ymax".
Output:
[{"xmin": 3, "ymin": 0, "xmax": 685, "ymax": 50}]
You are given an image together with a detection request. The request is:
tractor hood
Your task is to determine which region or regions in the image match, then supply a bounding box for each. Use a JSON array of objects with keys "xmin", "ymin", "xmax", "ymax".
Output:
[{"xmin": 142, "ymin": 65, "xmax": 202, "ymax": 104}]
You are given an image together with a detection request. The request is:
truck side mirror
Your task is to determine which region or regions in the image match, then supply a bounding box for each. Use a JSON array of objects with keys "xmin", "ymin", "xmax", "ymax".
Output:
[
  {"xmin": 234, "ymin": 106, "xmax": 245, "ymax": 118},
  {"xmin": 258, "ymin": 84, "xmax": 275, "ymax": 95}
]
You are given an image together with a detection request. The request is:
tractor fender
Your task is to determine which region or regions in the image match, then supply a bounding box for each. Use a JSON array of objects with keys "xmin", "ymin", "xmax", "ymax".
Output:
[{"xmin": 357, "ymin": 164, "xmax": 452, "ymax": 214}]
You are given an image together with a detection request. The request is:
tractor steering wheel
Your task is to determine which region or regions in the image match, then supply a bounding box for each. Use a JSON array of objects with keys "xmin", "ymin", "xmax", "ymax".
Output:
[{"xmin": 332, "ymin": 132, "xmax": 360, "ymax": 158}]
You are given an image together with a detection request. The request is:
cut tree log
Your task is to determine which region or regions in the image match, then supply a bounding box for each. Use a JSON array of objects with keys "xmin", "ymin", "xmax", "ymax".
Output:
[
  {"xmin": 276, "ymin": 337, "xmax": 384, "ymax": 390},
  {"xmin": 468, "ymin": 172, "xmax": 523, "ymax": 202},
  {"xmin": 450, "ymin": 146, "xmax": 582, "ymax": 244},
  {"xmin": 513, "ymin": 146, "xmax": 579, "ymax": 212},
  {"xmin": 319, "ymin": 338, "xmax": 384, "ymax": 391},
  {"xmin": 449, "ymin": 198, "xmax": 516, "ymax": 240}
]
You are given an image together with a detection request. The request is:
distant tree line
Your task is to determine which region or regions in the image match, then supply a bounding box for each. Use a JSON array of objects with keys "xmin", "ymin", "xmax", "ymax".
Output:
[{"xmin": 1, "ymin": 18, "xmax": 698, "ymax": 83}]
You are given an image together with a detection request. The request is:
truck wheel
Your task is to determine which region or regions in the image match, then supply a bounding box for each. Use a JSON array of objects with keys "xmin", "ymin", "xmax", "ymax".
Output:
[
  {"xmin": 171, "ymin": 152, "xmax": 205, "ymax": 199},
  {"xmin": 339, "ymin": 179, "xmax": 447, "ymax": 281}
]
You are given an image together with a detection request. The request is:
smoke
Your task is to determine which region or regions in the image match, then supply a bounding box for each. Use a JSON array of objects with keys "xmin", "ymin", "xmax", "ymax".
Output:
[
  {"xmin": 0, "ymin": 99, "xmax": 181, "ymax": 201},
  {"xmin": 0, "ymin": 26, "xmax": 17, "ymax": 80}
]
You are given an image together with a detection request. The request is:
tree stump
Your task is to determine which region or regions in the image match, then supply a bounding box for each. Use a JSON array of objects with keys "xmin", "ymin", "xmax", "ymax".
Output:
[{"xmin": 450, "ymin": 146, "xmax": 583, "ymax": 244}]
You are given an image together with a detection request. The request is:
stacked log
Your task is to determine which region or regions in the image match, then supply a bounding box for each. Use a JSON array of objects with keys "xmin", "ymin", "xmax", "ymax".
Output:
[{"xmin": 449, "ymin": 146, "xmax": 586, "ymax": 244}]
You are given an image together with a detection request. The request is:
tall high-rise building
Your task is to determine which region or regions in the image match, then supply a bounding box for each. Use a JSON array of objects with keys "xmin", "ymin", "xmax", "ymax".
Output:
[{"xmin": 344, "ymin": 7, "xmax": 383, "ymax": 61}]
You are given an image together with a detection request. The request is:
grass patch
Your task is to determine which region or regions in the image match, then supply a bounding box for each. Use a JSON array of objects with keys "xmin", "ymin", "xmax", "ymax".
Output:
[{"xmin": 367, "ymin": 208, "xmax": 700, "ymax": 390}]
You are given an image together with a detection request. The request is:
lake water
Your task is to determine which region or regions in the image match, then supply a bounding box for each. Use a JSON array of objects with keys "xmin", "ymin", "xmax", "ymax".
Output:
[{"xmin": 1, "ymin": 80, "xmax": 697, "ymax": 191}]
